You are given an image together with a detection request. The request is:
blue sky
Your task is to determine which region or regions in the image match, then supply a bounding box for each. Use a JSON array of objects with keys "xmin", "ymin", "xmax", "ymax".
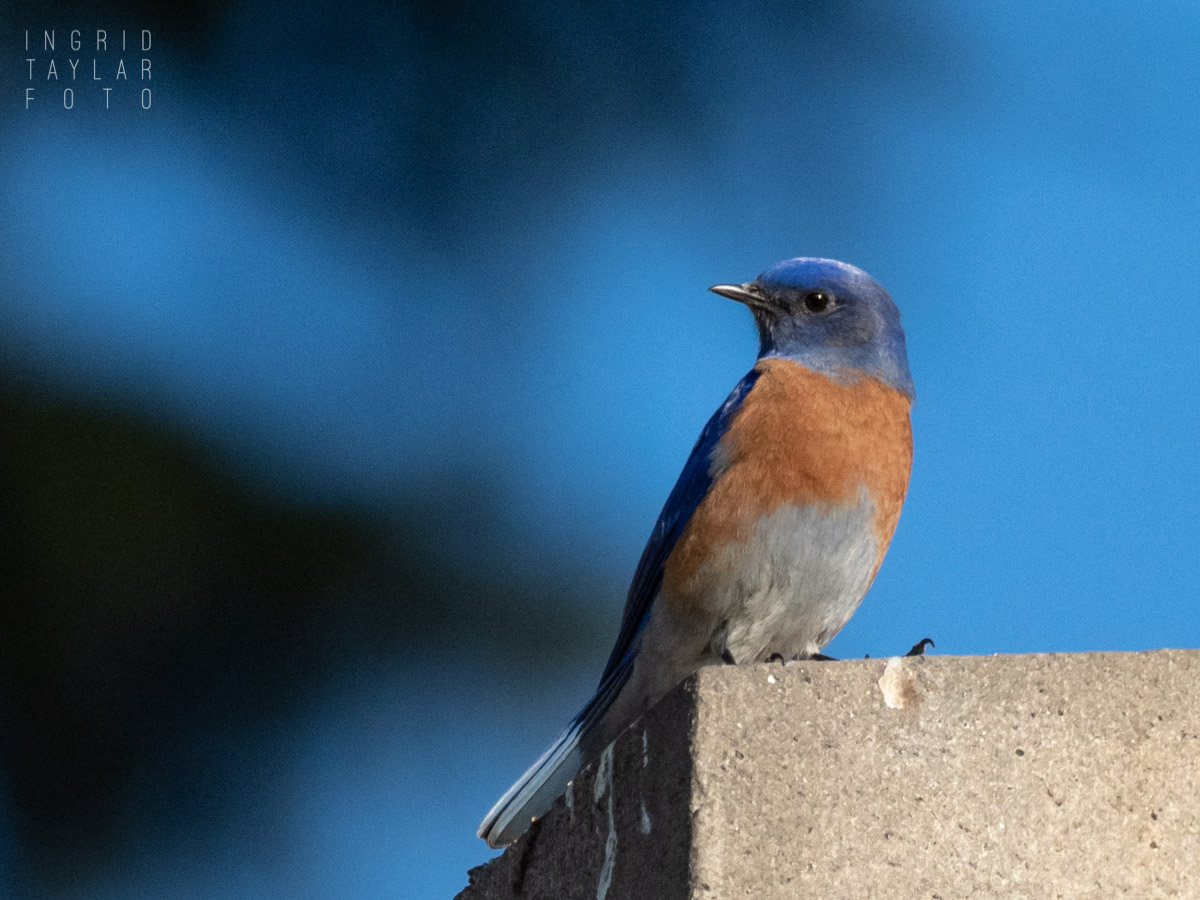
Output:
[{"xmin": 3, "ymin": 2, "xmax": 1200, "ymax": 896}]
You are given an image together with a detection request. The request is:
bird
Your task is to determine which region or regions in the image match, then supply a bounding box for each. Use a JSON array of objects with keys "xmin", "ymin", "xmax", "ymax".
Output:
[{"xmin": 478, "ymin": 257, "xmax": 914, "ymax": 848}]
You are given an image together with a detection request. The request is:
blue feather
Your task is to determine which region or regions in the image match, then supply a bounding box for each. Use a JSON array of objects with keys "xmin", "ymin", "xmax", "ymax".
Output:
[
  {"xmin": 597, "ymin": 366, "xmax": 763, "ymax": 684},
  {"xmin": 478, "ymin": 369, "xmax": 763, "ymax": 848}
]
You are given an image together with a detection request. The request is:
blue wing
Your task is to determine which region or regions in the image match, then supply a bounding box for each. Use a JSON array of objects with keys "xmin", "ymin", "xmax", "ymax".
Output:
[
  {"xmin": 479, "ymin": 366, "xmax": 764, "ymax": 847},
  {"xmin": 598, "ymin": 366, "xmax": 763, "ymax": 684}
]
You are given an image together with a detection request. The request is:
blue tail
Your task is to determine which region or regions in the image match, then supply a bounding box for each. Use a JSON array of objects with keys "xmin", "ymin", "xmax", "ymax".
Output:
[{"xmin": 478, "ymin": 657, "xmax": 633, "ymax": 848}]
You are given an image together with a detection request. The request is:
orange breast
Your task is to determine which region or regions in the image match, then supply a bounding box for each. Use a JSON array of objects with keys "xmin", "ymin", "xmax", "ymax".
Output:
[{"xmin": 662, "ymin": 357, "xmax": 913, "ymax": 600}]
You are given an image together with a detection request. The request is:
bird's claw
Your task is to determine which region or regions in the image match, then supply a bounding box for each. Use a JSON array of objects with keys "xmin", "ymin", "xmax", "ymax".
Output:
[{"xmin": 905, "ymin": 637, "xmax": 935, "ymax": 657}]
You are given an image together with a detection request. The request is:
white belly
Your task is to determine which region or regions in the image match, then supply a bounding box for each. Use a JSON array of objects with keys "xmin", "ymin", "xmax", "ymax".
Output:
[
  {"xmin": 707, "ymin": 496, "xmax": 879, "ymax": 662},
  {"xmin": 622, "ymin": 496, "xmax": 879, "ymax": 724}
]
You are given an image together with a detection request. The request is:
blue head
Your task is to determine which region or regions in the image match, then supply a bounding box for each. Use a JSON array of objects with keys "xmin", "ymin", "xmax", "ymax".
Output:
[{"xmin": 710, "ymin": 257, "xmax": 913, "ymax": 399}]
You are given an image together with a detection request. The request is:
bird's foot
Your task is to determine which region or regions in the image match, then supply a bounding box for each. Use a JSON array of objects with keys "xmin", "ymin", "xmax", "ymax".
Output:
[
  {"xmin": 905, "ymin": 637, "xmax": 935, "ymax": 657},
  {"xmin": 764, "ymin": 652, "xmax": 829, "ymax": 664}
]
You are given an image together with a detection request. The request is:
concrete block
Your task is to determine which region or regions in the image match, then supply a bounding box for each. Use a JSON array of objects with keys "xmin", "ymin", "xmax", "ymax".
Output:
[{"xmin": 457, "ymin": 651, "xmax": 1200, "ymax": 899}]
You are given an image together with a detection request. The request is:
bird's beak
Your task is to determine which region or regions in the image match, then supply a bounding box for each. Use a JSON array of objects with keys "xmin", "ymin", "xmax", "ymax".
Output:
[{"xmin": 709, "ymin": 282, "xmax": 767, "ymax": 308}]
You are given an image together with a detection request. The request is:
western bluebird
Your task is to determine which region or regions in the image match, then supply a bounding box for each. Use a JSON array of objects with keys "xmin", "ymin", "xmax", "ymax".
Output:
[{"xmin": 479, "ymin": 257, "xmax": 914, "ymax": 848}]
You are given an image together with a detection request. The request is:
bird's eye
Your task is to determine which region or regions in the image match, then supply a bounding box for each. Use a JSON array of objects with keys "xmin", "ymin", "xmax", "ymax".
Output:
[{"xmin": 802, "ymin": 291, "xmax": 832, "ymax": 314}]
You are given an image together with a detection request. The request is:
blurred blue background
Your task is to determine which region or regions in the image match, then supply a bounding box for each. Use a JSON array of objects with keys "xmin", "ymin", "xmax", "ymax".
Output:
[{"xmin": 2, "ymin": 1, "xmax": 1199, "ymax": 896}]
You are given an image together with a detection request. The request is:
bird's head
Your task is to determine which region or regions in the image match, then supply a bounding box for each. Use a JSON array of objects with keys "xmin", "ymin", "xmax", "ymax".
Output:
[{"xmin": 711, "ymin": 257, "xmax": 913, "ymax": 399}]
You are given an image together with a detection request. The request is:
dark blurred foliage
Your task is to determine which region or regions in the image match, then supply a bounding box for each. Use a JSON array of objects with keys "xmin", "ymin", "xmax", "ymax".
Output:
[
  {"xmin": 26, "ymin": 0, "xmax": 931, "ymax": 231},
  {"xmin": 0, "ymin": 373, "xmax": 602, "ymax": 890},
  {"xmin": 0, "ymin": 377, "xmax": 366, "ymax": 868}
]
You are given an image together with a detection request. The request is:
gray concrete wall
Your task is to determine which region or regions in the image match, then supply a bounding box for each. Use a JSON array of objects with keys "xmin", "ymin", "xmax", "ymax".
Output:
[{"xmin": 457, "ymin": 651, "xmax": 1200, "ymax": 899}]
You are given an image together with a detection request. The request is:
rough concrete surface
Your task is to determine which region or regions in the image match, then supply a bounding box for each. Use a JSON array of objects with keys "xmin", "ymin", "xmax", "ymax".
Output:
[{"xmin": 456, "ymin": 651, "xmax": 1200, "ymax": 899}]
